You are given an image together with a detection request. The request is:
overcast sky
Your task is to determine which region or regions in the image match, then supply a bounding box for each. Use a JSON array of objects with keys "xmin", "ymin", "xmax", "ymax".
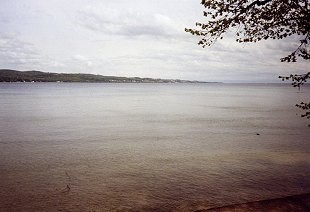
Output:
[{"xmin": 0, "ymin": 0, "xmax": 308, "ymax": 82}]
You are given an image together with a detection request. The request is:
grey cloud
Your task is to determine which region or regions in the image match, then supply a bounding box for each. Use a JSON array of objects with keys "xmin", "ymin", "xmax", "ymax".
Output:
[
  {"xmin": 76, "ymin": 7, "xmax": 181, "ymax": 38},
  {"xmin": 0, "ymin": 0, "xmax": 308, "ymax": 82},
  {"xmin": 72, "ymin": 55, "xmax": 93, "ymax": 67},
  {"xmin": 0, "ymin": 34, "xmax": 40, "ymax": 67},
  {"xmin": 0, "ymin": 34, "xmax": 65, "ymax": 71}
]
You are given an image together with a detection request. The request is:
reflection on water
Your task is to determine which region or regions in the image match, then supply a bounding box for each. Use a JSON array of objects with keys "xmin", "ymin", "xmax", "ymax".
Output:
[{"xmin": 0, "ymin": 83, "xmax": 309, "ymax": 211}]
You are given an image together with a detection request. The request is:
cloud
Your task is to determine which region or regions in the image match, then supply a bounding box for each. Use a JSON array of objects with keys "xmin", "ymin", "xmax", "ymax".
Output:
[
  {"xmin": 0, "ymin": 0, "xmax": 308, "ymax": 82},
  {"xmin": 0, "ymin": 33, "xmax": 66, "ymax": 71},
  {"xmin": 76, "ymin": 7, "xmax": 181, "ymax": 38},
  {"xmin": 0, "ymin": 33, "xmax": 41, "ymax": 68},
  {"xmin": 72, "ymin": 54, "xmax": 93, "ymax": 67}
]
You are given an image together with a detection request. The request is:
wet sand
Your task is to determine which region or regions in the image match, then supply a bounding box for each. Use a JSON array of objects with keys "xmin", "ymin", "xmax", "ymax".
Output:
[{"xmin": 197, "ymin": 193, "xmax": 310, "ymax": 212}]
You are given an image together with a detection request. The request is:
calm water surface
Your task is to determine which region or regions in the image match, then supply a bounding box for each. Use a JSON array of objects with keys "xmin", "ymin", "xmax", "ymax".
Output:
[{"xmin": 0, "ymin": 83, "xmax": 309, "ymax": 211}]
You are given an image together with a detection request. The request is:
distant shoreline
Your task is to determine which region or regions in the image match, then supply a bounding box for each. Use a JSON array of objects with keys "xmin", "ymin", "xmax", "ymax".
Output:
[{"xmin": 0, "ymin": 69, "xmax": 217, "ymax": 84}]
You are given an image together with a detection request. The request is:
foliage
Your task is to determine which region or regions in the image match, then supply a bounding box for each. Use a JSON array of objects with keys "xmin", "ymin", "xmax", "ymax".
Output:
[
  {"xmin": 279, "ymin": 72, "xmax": 309, "ymax": 89},
  {"xmin": 185, "ymin": 0, "xmax": 309, "ymax": 123},
  {"xmin": 296, "ymin": 102, "xmax": 310, "ymax": 120},
  {"xmin": 279, "ymin": 72, "xmax": 310, "ymax": 121},
  {"xmin": 0, "ymin": 69, "xmax": 200, "ymax": 83},
  {"xmin": 185, "ymin": 0, "xmax": 309, "ymax": 62}
]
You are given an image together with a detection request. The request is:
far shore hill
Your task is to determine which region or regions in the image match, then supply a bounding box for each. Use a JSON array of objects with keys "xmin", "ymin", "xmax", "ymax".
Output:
[{"xmin": 0, "ymin": 69, "xmax": 216, "ymax": 83}]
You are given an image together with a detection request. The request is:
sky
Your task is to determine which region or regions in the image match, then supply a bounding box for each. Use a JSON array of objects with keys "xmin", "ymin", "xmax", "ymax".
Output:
[{"xmin": 0, "ymin": 0, "xmax": 308, "ymax": 82}]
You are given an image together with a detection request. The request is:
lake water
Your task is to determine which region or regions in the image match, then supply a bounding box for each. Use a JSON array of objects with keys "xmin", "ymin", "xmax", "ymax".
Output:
[{"xmin": 0, "ymin": 83, "xmax": 309, "ymax": 211}]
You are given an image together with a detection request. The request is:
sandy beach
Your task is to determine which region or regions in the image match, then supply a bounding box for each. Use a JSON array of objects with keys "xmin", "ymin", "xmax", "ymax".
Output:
[{"xmin": 198, "ymin": 193, "xmax": 310, "ymax": 212}]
